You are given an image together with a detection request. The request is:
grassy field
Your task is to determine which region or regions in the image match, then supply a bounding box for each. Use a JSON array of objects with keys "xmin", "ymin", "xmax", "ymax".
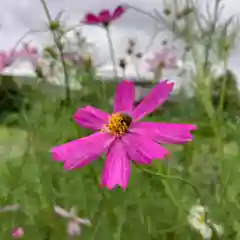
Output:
[{"xmin": 0, "ymin": 78, "xmax": 239, "ymax": 240}]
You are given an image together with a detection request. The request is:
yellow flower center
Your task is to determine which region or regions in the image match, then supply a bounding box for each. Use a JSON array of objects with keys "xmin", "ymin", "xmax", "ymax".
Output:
[
  {"xmin": 198, "ymin": 214, "xmax": 205, "ymax": 224},
  {"xmin": 158, "ymin": 61, "xmax": 166, "ymax": 69},
  {"xmin": 102, "ymin": 113, "xmax": 132, "ymax": 136}
]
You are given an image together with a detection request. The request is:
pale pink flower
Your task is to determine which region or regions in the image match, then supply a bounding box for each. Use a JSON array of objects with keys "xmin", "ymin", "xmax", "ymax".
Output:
[
  {"xmin": 146, "ymin": 48, "xmax": 180, "ymax": 72},
  {"xmin": 54, "ymin": 205, "xmax": 91, "ymax": 236},
  {"xmin": 11, "ymin": 43, "xmax": 39, "ymax": 67},
  {"xmin": 0, "ymin": 51, "xmax": 11, "ymax": 72},
  {"xmin": 0, "ymin": 43, "xmax": 38, "ymax": 73},
  {"xmin": 11, "ymin": 227, "xmax": 24, "ymax": 239}
]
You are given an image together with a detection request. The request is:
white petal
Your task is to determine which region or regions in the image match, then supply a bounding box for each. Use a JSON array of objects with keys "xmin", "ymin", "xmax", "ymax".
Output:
[
  {"xmin": 199, "ymin": 225, "xmax": 212, "ymax": 240},
  {"xmin": 69, "ymin": 207, "xmax": 77, "ymax": 217},
  {"xmin": 189, "ymin": 204, "xmax": 207, "ymax": 220},
  {"xmin": 0, "ymin": 204, "xmax": 21, "ymax": 212},
  {"xmin": 67, "ymin": 221, "xmax": 81, "ymax": 236},
  {"xmin": 75, "ymin": 217, "xmax": 91, "ymax": 226},
  {"xmin": 212, "ymin": 223, "xmax": 224, "ymax": 236},
  {"xmin": 54, "ymin": 205, "xmax": 71, "ymax": 218}
]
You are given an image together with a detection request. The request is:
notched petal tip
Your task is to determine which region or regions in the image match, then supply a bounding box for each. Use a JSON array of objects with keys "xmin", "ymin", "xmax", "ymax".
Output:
[
  {"xmin": 51, "ymin": 147, "xmax": 64, "ymax": 162},
  {"xmin": 189, "ymin": 124, "xmax": 198, "ymax": 131},
  {"xmin": 132, "ymin": 79, "xmax": 174, "ymax": 120}
]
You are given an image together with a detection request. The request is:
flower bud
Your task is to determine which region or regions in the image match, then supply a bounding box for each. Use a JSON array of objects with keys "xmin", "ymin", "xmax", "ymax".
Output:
[
  {"xmin": 119, "ymin": 58, "xmax": 127, "ymax": 69},
  {"xmin": 49, "ymin": 21, "xmax": 60, "ymax": 31}
]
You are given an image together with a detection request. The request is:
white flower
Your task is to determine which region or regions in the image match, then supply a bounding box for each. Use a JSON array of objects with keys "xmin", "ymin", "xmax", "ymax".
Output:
[
  {"xmin": 54, "ymin": 205, "xmax": 91, "ymax": 236},
  {"xmin": 36, "ymin": 57, "xmax": 81, "ymax": 89},
  {"xmin": 0, "ymin": 204, "xmax": 21, "ymax": 213},
  {"xmin": 188, "ymin": 204, "xmax": 223, "ymax": 239}
]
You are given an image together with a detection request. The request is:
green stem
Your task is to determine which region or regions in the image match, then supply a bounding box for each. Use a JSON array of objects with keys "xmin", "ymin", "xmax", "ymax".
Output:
[
  {"xmin": 89, "ymin": 166, "xmax": 118, "ymax": 226},
  {"xmin": 40, "ymin": 0, "xmax": 71, "ymax": 105},
  {"xmin": 136, "ymin": 165, "xmax": 201, "ymax": 202},
  {"xmin": 216, "ymin": 57, "xmax": 228, "ymax": 119},
  {"xmin": 105, "ymin": 27, "xmax": 118, "ymax": 79}
]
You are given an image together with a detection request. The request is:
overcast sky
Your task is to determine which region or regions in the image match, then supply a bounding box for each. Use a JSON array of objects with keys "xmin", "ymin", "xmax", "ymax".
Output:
[{"xmin": 0, "ymin": 0, "xmax": 240, "ymax": 82}]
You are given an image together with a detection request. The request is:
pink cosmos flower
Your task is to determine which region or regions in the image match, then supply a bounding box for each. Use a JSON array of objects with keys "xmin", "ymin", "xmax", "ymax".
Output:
[
  {"xmin": 146, "ymin": 48, "xmax": 180, "ymax": 72},
  {"xmin": 11, "ymin": 227, "xmax": 24, "ymax": 239},
  {"xmin": 82, "ymin": 5, "xmax": 127, "ymax": 26},
  {"xmin": 0, "ymin": 43, "xmax": 38, "ymax": 73},
  {"xmin": 11, "ymin": 43, "xmax": 38, "ymax": 67},
  {"xmin": 0, "ymin": 52, "xmax": 8, "ymax": 72},
  {"xmin": 51, "ymin": 80, "xmax": 197, "ymax": 190}
]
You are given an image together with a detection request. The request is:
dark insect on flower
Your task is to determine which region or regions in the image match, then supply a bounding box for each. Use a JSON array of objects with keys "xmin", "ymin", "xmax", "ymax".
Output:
[{"xmin": 120, "ymin": 114, "xmax": 132, "ymax": 128}]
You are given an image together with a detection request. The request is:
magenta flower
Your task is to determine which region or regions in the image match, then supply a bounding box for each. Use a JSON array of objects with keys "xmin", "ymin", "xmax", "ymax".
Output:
[
  {"xmin": 11, "ymin": 227, "xmax": 24, "ymax": 239},
  {"xmin": 51, "ymin": 80, "xmax": 197, "ymax": 190},
  {"xmin": 146, "ymin": 48, "xmax": 180, "ymax": 72},
  {"xmin": 82, "ymin": 5, "xmax": 126, "ymax": 26}
]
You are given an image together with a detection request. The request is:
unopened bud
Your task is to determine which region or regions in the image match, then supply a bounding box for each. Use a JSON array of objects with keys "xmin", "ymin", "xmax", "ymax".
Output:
[
  {"xmin": 119, "ymin": 59, "xmax": 127, "ymax": 69},
  {"xmin": 185, "ymin": 45, "xmax": 191, "ymax": 52},
  {"xmin": 181, "ymin": 7, "xmax": 193, "ymax": 16},
  {"xmin": 162, "ymin": 40, "xmax": 168, "ymax": 45},
  {"xmin": 83, "ymin": 55, "xmax": 93, "ymax": 71},
  {"xmin": 176, "ymin": 12, "xmax": 183, "ymax": 20},
  {"xmin": 135, "ymin": 52, "xmax": 143, "ymax": 58},
  {"xmin": 44, "ymin": 47, "xmax": 58, "ymax": 59},
  {"xmin": 49, "ymin": 21, "xmax": 60, "ymax": 31},
  {"xmin": 35, "ymin": 66, "xmax": 44, "ymax": 79},
  {"xmin": 163, "ymin": 8, "xmax": 171, "ymax": 16},
  {"xmin": 224, "ymin": 41, "xmax": 231, "ymax": 52},
  {"xmin": 126, "ymin": 47, "xmax": 133, "ymax": 55},
  {"xmin": 128, "ymin": 39, "xmax": 136, "ymax": 47}
]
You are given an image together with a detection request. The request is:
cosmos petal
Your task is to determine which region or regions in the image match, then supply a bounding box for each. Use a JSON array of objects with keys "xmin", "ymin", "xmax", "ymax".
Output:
[
  {"xmin": 73, "ymin": 106, "xmax": 109, "ymax": 130},
  {"xmin": 82, "ymin": 13, "xmax": 100, "ymax": 24},
  {"xmin": 122, "ymin": 133, "xmax": 169, "ymax": 164},
  {"xmin": 113, "ymin": 80, "xmax": 135, "ymax": 114},
  {"xmin": 111, "ymin": 5, "xmax": 127, "ymax": 21},
  {"xmin": 99, "ymin": 9, "xmax": 111, "ymax": 23},
  {"xmin": 101, "ymin": 140, "xmax": 131, "ymax": 190},
  {"xmin": 130, "ymin": 122, "xmax": 197, "ymax": 144},
  {"xmin": 51, "ymin": 132, "xmax": 114, "ymax": 170},
  {"xmin": 132, "ymin": 80, "xmax": 174, "ymax": 121}
]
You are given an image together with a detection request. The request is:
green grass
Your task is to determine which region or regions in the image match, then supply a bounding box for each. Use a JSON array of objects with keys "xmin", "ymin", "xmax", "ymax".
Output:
[
  {"xmin": 0, "ymin": 126, "xmax": 27, "ymax": 160},
  {"xmin": 0, "ymin": 80, "xmax": 239, "ymax": 240}
]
